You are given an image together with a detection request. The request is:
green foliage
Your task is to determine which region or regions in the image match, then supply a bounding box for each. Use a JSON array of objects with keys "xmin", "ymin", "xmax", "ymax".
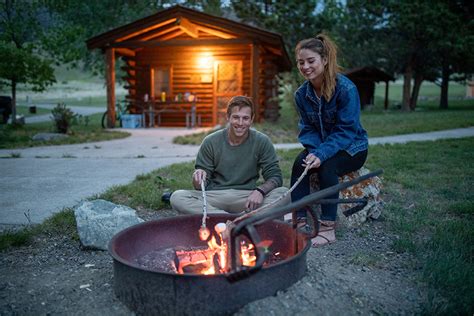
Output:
[
  {"xmin": 0, "ymin": 208, "xmax": 78, "ymax": 251},
  {"xmin": 339, "ymin": 0, "xmax": 473, "ymax": 109},
  {"xmin": 0, "ymin": 229, "xmax": 32, "ymax": 250},
  {"xmin": 0, "ymin": 0, "xmax": 56, "ymax": 121},
  {"xmin": 0, "ymin": 43, "xmax": 55, "ymax": 92},
  {"xmin": 41, "ymin": 0, "xmax": 172, "ymax": 73},
  {"xmin": 231, "ymin": 0, "xmax": 343, "ymax": 62},
  {"xmin": 100, "ymin": 163, "xmax": 193, "ymax": 210},
  {"xmin": 367, "ymin": 138, "xmax": 474, "ymax": 314},
  {"xmin": 51, "ymin": 103, "xmax": 77, "ymax": 133},
  {"xmin": 40, "ymin": 208, "xmax": 78, "ymax": 239}
]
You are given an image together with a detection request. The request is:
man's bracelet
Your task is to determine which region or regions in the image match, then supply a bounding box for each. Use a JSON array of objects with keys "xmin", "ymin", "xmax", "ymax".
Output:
[{"xmin": 255, "ymin": 188, "xmax": 266, "ymax": 197}]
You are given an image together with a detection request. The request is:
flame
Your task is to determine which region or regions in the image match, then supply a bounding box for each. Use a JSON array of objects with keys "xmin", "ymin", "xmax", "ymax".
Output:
[
  {"xmin": 240, "ymin": 241, "xmax": 256, "ymax": 267},
  {"xmin": 174, "ymin": 227, "xmax": 261, "ymax": 275}
]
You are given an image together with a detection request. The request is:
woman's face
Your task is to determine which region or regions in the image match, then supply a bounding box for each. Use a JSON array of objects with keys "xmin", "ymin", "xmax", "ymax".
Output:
[{"xmin": 296, "ymin": 49, "xmax": 327, "ymax": 82}]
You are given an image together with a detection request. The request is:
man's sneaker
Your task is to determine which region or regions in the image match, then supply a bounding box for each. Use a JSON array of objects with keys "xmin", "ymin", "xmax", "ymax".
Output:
[{"xmin": 161, "ymin": 192, "xmax": 173, "ymax": 203}]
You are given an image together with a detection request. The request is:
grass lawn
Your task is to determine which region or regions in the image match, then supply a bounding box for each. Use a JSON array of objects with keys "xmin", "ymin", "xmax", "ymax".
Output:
[
  {"xmin": 375, "ymin": 80, "xmax": 466, "ymax": 101},
  {"xmin": 0, "ymin": 113, "xmax": 129, "ymax": 149},
  {"xmin": 15, "ymin": 105, "xmax": 51, "ymax": 117},
  {"xmin": 174, "ymin": 97, "xmax": 474, "ymax": 145}
]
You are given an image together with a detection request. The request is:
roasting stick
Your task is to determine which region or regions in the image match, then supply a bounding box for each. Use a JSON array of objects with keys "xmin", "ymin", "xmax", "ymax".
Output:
[
  {"xmin": 217, "ymin": 164, "xmax": 312, "ymax": 253},
  {"xmin": 198, "ymin": 179, "xmax": 211, "ymax": 240},
  {"xmin": 233, "ymin": 163, "xmax": 312, "ymax": 223}
]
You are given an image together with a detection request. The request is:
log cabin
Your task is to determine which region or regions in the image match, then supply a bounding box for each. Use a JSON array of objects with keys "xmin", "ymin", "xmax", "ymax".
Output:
[
  {"xmin": 344, "ymin": 66, "xmax": 395, "ymax": 110},
  {"xmin": 86, "ymin": 5, "xmax": 292, "ymax": 128}
]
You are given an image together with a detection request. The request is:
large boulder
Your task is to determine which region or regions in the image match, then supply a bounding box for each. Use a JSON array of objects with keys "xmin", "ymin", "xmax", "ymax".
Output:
[
  {"xmin": 310, "ymin": 167, "xmax": 383, "ymax": 227},
  {"xmin": 74, "ymin": 199, "xmax": 143, "ymax": 250}
]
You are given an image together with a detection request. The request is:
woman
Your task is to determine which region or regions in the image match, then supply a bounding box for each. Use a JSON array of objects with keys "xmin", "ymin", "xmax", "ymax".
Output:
[{"xmin": 291, "ymin": 33, "xmax": 368, "ymax": 247}]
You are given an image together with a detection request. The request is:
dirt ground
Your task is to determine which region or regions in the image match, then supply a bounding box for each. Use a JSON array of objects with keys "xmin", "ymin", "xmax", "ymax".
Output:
[{"xmin": 0, "ymin": 209, "xmax": 426, "ymax": 315}]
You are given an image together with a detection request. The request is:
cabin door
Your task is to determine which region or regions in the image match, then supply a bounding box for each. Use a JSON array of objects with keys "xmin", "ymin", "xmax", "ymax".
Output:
[{"xmin": 213, "ymin": 60, "xmax": 242, "ymax": 126}]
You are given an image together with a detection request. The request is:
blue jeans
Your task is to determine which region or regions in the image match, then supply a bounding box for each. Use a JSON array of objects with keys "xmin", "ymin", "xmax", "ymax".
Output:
[{"xmin": 290, "ymin": 149, "xmax": 368, "ymax": 221}]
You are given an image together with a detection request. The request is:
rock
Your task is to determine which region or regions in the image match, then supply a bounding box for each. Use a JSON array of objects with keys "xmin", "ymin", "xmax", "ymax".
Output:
[
  {"xmin": 310, "ymin": 167, "xmax": 383, "ymax": 227},
  {"xmin": 74, "ymin": 199, "xmax": 144, "ymax": 250},
  {"xmin": 32, "ymin": 133, "xmax": 69, "ymax": 141}
]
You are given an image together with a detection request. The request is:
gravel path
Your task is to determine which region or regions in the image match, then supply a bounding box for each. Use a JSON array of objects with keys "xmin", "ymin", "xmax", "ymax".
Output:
[{"xmin": 0, "ymin": 209, "xmax": 426, "ymax": 315}]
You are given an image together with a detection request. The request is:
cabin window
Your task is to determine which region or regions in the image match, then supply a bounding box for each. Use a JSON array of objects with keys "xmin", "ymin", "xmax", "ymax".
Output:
[{"xmin": 150, "ymin": 66, "xmax": 171, "ymax": 99}]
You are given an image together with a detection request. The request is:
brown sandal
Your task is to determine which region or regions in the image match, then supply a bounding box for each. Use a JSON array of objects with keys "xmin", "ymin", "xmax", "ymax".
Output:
[{"xmin": 312, "ymin": 220, "xmax": 336, "ymax": 247}]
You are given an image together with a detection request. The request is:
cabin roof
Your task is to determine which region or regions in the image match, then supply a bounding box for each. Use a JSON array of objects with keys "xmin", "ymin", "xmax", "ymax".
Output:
[
  {"xmin": 344, "ymin": 66, "xmax": 395, "ymax": 82},
  {"xmin": 86, "ymin": 5, "xmax": 291, "ymax": 70}
]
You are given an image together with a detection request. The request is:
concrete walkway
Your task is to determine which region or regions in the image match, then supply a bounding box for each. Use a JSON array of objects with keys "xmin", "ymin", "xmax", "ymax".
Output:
[
  {"xmin": 1, "ymin": 126, "xmax": 473, "ymax": 230},
  {"xmin": 274, "ymin": 127, "xmax": 474, "ymax": 149},
  {"xmin": 0, "ymin": 128, "xmax": 203, "ymax": 229}
]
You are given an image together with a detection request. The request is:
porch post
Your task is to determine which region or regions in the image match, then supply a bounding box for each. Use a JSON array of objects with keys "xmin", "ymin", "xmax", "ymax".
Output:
[
  {"xmin": 250, "ymin": 43, "xmax": 260, "ymax": 121},
  {"xmin": 106, "ymin": 48, "xmax": 116, "ymax": 127}
]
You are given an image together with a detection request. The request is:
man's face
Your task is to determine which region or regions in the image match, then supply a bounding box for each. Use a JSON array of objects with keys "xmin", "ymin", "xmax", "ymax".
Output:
[{"xmin": 227, "ymin": 106, "xmax": 253, "ymax": 139}]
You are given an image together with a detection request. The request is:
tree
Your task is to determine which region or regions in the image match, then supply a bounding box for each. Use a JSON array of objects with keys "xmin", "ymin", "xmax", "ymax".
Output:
[
  {"xmin": 340, "ymin": 0, "xmax": 472, "ymax": 111},
  {"xmin": 435, "ymin": 0, "xmax": 474, "ymax": 109},
  {"xmin": 336, "ymin": 1, "xmax": 392, "ymax": 70},
  {"xmin": 230, "ymin": 0, "xmax": 339, "ymax": 62},
  {"xmin": 41, "ymin": 0, "xmax": 176, "ymax": 74},
  {"xmin": 0, "ymin": 0, "xmax": 55, "ymax": 124}
]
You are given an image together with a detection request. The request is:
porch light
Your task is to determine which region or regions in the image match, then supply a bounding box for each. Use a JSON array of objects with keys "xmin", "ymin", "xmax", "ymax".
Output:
[{"xmin": 197, "ymin": 53, "xmax": 214, "ymax": 69}]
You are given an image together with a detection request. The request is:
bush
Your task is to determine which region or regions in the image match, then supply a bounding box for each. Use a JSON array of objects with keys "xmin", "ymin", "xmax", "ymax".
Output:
[{"xmin": 51, "ymin": 103, "xmax": 77, "ymax": 133}]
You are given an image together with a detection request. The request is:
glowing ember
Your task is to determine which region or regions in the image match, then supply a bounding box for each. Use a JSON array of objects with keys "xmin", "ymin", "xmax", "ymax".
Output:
[
  {"xmin": 240, "ymin": 241, "xmax": 256, "ymax": 267},
  {"xmin": 173, "ymin": 225, "xmax": 264, "ymax": 275},
  {"xmin": 176, "ymin": 230, "xmax": 228, "ymax": 274}
]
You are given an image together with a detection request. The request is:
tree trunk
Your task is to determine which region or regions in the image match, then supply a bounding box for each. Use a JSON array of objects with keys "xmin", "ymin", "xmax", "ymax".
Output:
[
  {"xmin": 106, "ymin": 48, "xmax": 116, "ymax": 128},
  {"xmin": 402, "ymin": 64, "xmax": 413, "ymax": 111},
  {"xmin": 410, "ymin": 73, "xmax": 423, "ymax": 110},
  {"xmin": 11, "ymin": 79, "xmax": 17, "ymax": 125},
  {"xmin": 439, "ymin": 59, "xmax": 449, "ymax": 109}
]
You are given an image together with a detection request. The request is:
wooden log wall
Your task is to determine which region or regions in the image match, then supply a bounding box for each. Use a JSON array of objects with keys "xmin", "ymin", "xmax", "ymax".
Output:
[
  {"xmin": 134, "ymin": 44, "xmax": 252, "ymax": 127},
  {"xmin": 119, "ymin": 43, "xmax": 281, "ymax": 127},
  {"xmin": 259, "ymin": 49, "xmax": 280, "ymax": 122}
]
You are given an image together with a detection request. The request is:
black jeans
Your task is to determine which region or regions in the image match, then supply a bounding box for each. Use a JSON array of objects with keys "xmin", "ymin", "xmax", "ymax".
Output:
[{"xmin": 290, "ymin": 149, "xmax": 368, "ymax": 221}]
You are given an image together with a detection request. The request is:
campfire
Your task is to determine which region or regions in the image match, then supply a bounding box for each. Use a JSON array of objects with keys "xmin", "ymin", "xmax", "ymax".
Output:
[
  {"xmin": 174, "ymin": 234, "xmax": 258, "ymax": 275},
  {"xmin": 109, "ymin": 170, "xmax": 383, "ymax": 315},
  {"xmin": 134, "ymin": 222, "xmax": 266, "ymax": 275}
]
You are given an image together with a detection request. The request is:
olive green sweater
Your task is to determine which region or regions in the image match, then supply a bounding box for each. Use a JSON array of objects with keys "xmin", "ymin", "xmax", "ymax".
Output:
[{"xmin": 196, "ymin": 128, "xmax": 282, "ymax": 191}]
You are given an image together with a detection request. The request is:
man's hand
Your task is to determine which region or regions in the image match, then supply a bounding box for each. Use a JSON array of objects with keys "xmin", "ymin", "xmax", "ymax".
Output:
[
  {"xmin": 192, "ymin": 169, "xmax": 207, "ymax": 190},
  {"xmin": 303, "ymin": 153, "xmax": 321, "ymax": 169},
  {"xmin": 245, "ymin": 190, "xmax": 264, "ymax": 211}
]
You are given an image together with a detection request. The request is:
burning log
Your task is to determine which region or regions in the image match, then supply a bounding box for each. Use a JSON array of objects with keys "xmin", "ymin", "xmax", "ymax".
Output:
[{"xmin": 175, "ymin": 247, "xmax": 219, "ymax": 274}]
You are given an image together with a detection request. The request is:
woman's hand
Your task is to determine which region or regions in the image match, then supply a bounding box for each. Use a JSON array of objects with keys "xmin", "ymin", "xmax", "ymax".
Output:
[
  {"xmin": 303, "ymin": 153, "xmax": 321, "ymax": 169},
  {"xmin": 192, "ymin": 169, "xmax": 207, "ymax": 190}
]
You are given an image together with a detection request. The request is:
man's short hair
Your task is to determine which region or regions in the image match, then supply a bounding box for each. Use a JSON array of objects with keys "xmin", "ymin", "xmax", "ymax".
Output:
[{"xmin": 226, "ymin": 96, "xmax": 254, "ymax": 118}]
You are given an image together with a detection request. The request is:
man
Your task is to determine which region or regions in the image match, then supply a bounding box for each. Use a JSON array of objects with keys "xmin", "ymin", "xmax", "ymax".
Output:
[{"xmin": 170, "ymin": 96, "xmax": 289, "ymax": 214}]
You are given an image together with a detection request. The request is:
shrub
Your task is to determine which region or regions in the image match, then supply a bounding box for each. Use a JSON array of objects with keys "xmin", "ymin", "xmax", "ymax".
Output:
[{"xmin": 51, "ymin": 103, "xmax": 77, "ymax": 133}]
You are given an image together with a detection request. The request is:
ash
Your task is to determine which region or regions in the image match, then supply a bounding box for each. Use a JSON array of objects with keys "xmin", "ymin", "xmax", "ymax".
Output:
[
  {"xmin": 134, "ymin": 246, "xmax": 212, "ymax": 273},
  {"xmin": 134, "ymin": 247, "xmax": 178, "ymax": 273}
]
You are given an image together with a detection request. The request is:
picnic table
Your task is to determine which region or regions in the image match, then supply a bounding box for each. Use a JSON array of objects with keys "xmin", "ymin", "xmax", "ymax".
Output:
[{"xmin": 141, "ymin": 100, "xmax": 199, "ymax": 128}]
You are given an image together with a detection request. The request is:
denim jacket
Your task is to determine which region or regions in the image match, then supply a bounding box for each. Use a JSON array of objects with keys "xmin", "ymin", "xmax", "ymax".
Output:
[{"xmin": 294, "ymin": 74, "xmax": 368, "ymax": 163}]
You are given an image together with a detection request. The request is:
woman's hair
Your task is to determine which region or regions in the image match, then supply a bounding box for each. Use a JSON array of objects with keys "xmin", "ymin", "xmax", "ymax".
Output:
[
  {"xmin": 295, "ymin": 33, "xmax": 341, "ymax": 101},
  {"xmin": 226, "ymin": 95, "xmax": 254, "ymax": 118}
]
